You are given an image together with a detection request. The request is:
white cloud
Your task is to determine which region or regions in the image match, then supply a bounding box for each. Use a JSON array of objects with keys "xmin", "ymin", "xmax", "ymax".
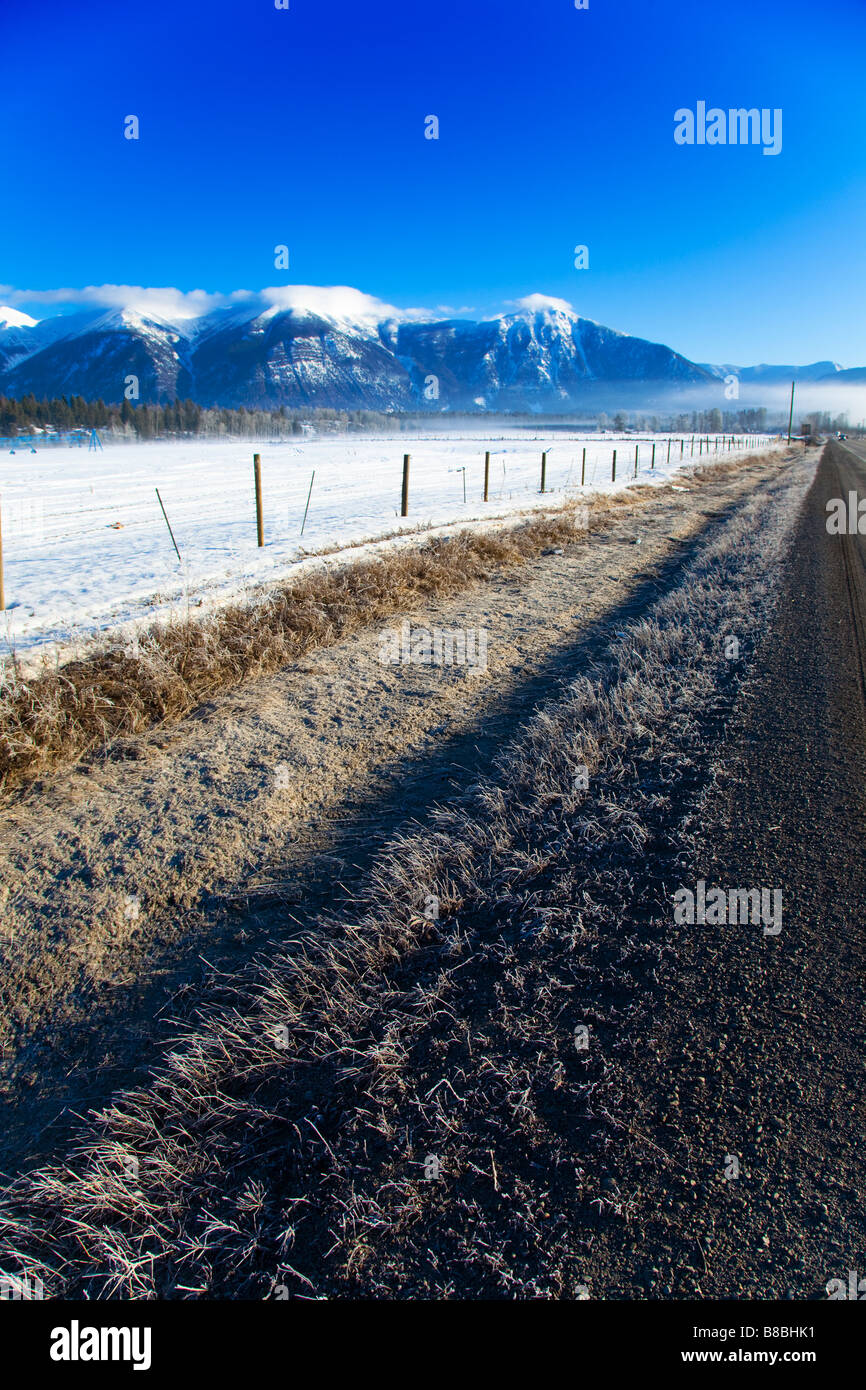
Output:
[
  {"xmin": 2, "ymin": 283, "xmax": 435, "ymax": 325},
  {"xmin": 0, "ymin": 283, "xmax": 578, "ymax": 328},
  {"xmin": 508, "ymin": 293, "xmax": 577, "ymax": 316},
  {"xmin": 259, "ymin": 284, "xmax": 401, "ymax": 322},
  {"xmin": 3, "ymin": 284, "xmax": 232, "ymax": 321}
]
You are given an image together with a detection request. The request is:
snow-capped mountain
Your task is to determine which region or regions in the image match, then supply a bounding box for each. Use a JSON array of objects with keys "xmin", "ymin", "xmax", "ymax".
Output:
[
  {"xmin": 701, "ymin": 361, "xmax": 844, "ymax": 384},
  {"xmin": 190, "ymin": 301, "xmax": 414, "ymax": 410},
  {"xmin": 0, "ymin": 307, "xmax": 192, "ymax": 402},
  {"xmin": 0, "ymin": 290, "xmax": 859, "ymax": 411},
  {"xmin": 0, "ymin": 310, "xmax": 40, "ymax": 375},
  {"xmin": 0, "ymin": 306, "xmax": 108, "ymax": 378},
  {"xmin": 388, "ymin": 300, "xmax": 709, "ymax": 411},
  {"xmin": 0, "ymin": 291, "xmax": 714, "ymax": 410},
  {"xmin": 0, "ymin": 307, "xmax": 39, "ymax": 331},
  {"xmin": 822, "ymin": 365, "xmax": 866, "ymax": 383}
]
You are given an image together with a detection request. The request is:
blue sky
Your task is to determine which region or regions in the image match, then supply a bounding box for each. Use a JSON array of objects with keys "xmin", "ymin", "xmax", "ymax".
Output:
[{"xmin": 2, "ymin": 0, "xmax": 864, "ymax": 365}]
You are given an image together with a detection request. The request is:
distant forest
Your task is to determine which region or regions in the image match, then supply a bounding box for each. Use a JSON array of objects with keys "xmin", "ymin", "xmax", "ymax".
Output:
[
  {"xmin": 0, "ymin": 395, "xmax": 413, "ymax": 440},
  {"xmin": 0, "ymin": 393, "xmax": 846, "ymax": 441}
]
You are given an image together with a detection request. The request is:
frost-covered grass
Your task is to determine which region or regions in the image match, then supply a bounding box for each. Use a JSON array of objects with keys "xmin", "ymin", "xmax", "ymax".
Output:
[
  {"xmin": 0, "ymin": 451, "xmax": 805, "ymax": 1300},
  {"xmin": 0, "ymin": 431, "xmax": 773, "ymax": 664},
  {"xmin": 0, "ymin": 442, "xmax": 779, "ymax": 790},
  {"xmin": 0, "ymin": 502, "xmax": 588, "ymax": 790}
]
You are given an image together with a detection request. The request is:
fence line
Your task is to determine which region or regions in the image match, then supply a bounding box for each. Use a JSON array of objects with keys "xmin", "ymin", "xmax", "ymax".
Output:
[{"xmin": 0, "ymin": 433, "xmax": 778, "ymax": 546}]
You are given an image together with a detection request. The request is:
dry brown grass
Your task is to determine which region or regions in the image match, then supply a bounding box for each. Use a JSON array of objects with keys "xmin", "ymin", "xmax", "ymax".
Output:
[
  {"xmin": 0, "ymin": 450, "xmax": 784, "ymax": 793},
  {"xmin": 0, "ymin": 508, "xmax": 584, "ymax": 792},
  {"xmin": 0, "ymin": 453, "xmax": 807, "ymax": 1300}
]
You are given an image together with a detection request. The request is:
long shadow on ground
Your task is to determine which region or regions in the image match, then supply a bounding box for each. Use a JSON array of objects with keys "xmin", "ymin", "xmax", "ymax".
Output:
[{"xmin": 0, "ymin": 495, "xmax": 758, "ymax": 1181}]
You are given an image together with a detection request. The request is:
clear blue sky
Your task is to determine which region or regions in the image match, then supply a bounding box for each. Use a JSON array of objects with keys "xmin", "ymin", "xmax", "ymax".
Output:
[{"xmin": 2, "ymin": 0, "xmax": 864, "ymax": 365}]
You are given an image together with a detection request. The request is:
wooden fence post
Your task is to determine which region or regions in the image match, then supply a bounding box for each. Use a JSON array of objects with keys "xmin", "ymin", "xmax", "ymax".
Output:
[
  {"xmin": 581, "ymin": 447, "xmax": 586, "ymax": 486},
  {"xmin": 612, "ymin": 449, "xmax": 617, "ymax": 482},
  {"xmin": 254, "ymin": 453, "xmax": 264, "ymax": 547},
  {"xmin": 484, "ymin": 451, "xmax": 490, "ymax": 502},
  {"xmin": 540, "ymin": 451, "xmax": 547, "ymax": 493},
  {"xmin": 401, "ymin": 454, "xmax": 410, "ymax": 516}
]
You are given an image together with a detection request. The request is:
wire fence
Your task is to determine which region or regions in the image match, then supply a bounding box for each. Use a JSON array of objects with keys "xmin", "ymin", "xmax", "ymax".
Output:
[
  {"xmin": 0, "ymin": 431, "xmax": 780, "ymax": 649},
  {"xmin": 0, "ymin": 432, "xmax": 776, "ymax": 553}
]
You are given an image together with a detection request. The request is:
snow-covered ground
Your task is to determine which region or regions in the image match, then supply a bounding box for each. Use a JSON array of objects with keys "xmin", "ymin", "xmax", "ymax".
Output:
[{"xmin": 0, "ymin": 430, "xmax": 776, "ymax": 669}]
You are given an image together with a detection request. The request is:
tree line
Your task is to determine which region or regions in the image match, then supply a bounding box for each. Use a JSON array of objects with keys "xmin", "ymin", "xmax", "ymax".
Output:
[
  {"xmin": 0, "ymin": 395, "xmax": 419, "ymax": 439},
  {"xmin": 2, "ymin": 395, "xmax": 844, "ymax": 442}
]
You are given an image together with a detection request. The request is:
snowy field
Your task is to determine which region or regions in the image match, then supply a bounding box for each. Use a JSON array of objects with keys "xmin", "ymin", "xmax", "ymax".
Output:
[{"xmin": 0, "ymin": 429, "xmax": 775, "ymax": 669}]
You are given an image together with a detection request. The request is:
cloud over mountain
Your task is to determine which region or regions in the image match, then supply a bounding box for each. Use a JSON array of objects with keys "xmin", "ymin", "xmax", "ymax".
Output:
[{"xmin": 0, "ymin": 285, "xmax": 859, "ymax": 413}]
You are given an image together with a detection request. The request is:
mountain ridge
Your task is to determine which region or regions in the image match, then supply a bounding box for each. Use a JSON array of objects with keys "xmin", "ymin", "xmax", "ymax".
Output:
[{"xmin": 0, "ymin": 291, "xmax": 860, "ymax": 411}]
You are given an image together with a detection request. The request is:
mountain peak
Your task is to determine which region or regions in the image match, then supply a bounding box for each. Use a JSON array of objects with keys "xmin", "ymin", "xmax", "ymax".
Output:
[
  {"xmin": 259, "ymin": 285, "xmax": 401, "ymax": 327},
  {"xmin": 5, "ymin": 283, "xmax": 856, "ymax": 410},
  {"xmin": 87, "ymin": 306, "xmax": 185, "ymax": 336},
  {"xmin": 0, "ymin": 306, "xmax": 39, "ymax": 329},
  {"xmin": 509, "ymin": 294, "xmax": 579, "ymax": 319}
]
